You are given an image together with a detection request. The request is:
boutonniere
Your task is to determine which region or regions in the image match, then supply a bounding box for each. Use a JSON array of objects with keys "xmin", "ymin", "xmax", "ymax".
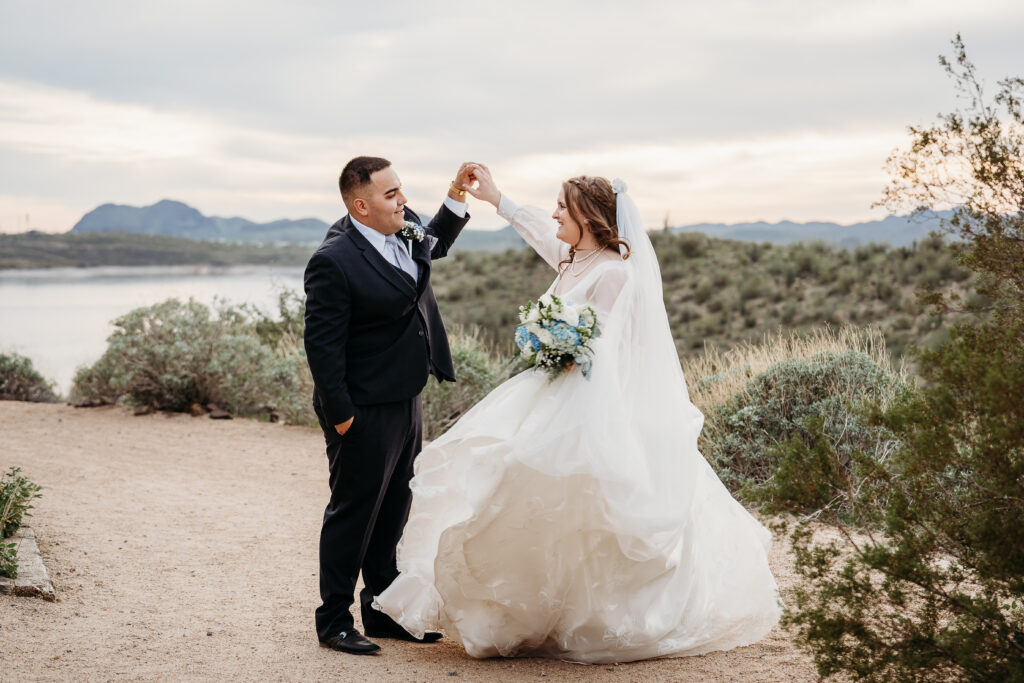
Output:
[{"xmin": 400, "ymin": 221, "xmax": 426, "ymax": 243}]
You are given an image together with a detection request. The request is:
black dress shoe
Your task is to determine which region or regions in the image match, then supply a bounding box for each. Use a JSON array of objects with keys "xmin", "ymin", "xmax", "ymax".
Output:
[
  {"xmin": 319, "ymin": 630, "xmax": 381, "ymax": 654},
  {"xmin": 363, "ymin": 623, "xmax": 443, "ymax": 643}
]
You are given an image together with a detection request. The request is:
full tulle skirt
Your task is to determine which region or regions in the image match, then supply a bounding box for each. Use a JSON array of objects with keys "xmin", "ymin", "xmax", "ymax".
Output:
[{"xmin": 374, "ymin": 366, "xmax": 782, "ymax": 664}]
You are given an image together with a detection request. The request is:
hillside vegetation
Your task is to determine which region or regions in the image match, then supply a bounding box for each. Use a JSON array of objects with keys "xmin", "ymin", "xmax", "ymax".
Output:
[
  {"xmin": 0, "ymin": 231, "xmax": 312, "ymax": 269},
  {"xmin": 431, "ymin": 229, "xmax": 975, "ymax": 361}
]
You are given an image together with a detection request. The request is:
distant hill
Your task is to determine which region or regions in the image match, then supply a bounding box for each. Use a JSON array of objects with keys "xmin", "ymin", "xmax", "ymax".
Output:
[
  {"xmin": 71, "ymin": 200, "xmax": 330, "ymax": 243},
  {"xmin": 68, "ymin": 199, "xmax": 952, "ymax": 250},
  {"xmin": 69, "ymin": 199, "xmax": 525, "ymax": 251},
  {"xmin": 674, "ymin": 212, "xmax": 952, "ymax": 248}
]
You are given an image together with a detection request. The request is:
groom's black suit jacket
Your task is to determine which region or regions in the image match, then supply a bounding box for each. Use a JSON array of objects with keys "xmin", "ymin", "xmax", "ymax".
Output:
[{"xmin": 303, "ymin": 204, "xmax": 468, "ymax": 428}]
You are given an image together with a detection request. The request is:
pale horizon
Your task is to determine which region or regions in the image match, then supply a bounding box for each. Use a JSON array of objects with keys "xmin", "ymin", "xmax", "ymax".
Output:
[{"xmin": 2, "ymin": 1, "xmax": 1022, "ymax": 234}]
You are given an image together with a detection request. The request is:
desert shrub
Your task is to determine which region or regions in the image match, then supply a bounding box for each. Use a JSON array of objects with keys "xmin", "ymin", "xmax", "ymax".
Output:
[
  {"xmin": 676, "ymin": 232, "xmax": 708, "ymax": 258},
  {"xmin": 783, "ymin": 264, "xmax": 797, "ymax": 287},
  {"xmin": 782, "ymin": 318, "xmax": 1024, "ymax": 681},
  {"xmin": 745, "ymin": 242, "xmax": 766, "ymax": 263},
  {"xmin": 780, "ymin": 302, "xmax": 797, "ymax": 324},
  {"xmin": 422, "ymin": 327, "xmax": 510, "ymax": 440},
  {"xmin": 0, "ymin": 542, "xmax": 15, "ymax": 579},
  {"xmin": 702, "ymin": 349, "xmax": 905, "ymax": 507},
  {"xmin": 0, "ymin": 353, "xmax": 59, "ymax": 403},
  {"xmin": 71, "ymin": 298, "xmax": 311, "ymax": 423},
  {"xmin": 0, "ymin": 466, "xmax": 42, "ymax": 579},
  {"xmin": 693, "ymin": 279, "xmax": 715, "ymax": 304},
  {"xmin": 794, "ymin": 249, "xmax": 820, "ymax": 278},
  {"xmin": 246, "ymin": 288, "xmax": 305, "ymax": 351},
  {"xmin": 687, "ymin": 327, "xmax": 906, "ymax": 513},
  {"xmin": 738, "ymin": 276, "xmax": 763, "ymax": 302},
  {"xmin": 0, "ymin": 466, "xmax": 41, "ymax": 539},
  {"xmin": 780, "ymin": 37, "xmax": 1024, "ymax": 681}
]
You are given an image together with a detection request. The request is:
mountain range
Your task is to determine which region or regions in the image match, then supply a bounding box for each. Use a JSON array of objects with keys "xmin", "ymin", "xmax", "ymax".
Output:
[
  {"xmin": 69, "ymin": 200, "xmax": 950, "ymax": 250},
  {"xmin": 70, "ymin": 200, "xmax": 527, "ymax": 251}
]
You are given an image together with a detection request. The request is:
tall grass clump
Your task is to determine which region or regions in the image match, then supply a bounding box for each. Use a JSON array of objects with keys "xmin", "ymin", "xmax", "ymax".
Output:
[
  {"xmin": 0, "ymin": 467, "xmax": 42, "ymax": 579},
  {"xmin": 71, "ymin": 297, "xmax": 312, "ymax": 424},
  {"xmin": 0, "ymin": 353, "xmax": 59, "ymax": 403},
  {"xmin": 686, "ymin": 326, "xmax": 907, "ymax": 515}
]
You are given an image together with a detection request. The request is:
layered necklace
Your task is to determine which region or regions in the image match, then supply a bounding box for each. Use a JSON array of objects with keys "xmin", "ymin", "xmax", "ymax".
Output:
[{"xmin": 561, "ymin": 247, "xmax": 604, "ymax": 280}]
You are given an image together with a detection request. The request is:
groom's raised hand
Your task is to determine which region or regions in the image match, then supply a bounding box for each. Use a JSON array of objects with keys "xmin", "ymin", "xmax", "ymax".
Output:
[{"xmin": 451, "ymin": 162, "xmax": 477, "ymax": 199}]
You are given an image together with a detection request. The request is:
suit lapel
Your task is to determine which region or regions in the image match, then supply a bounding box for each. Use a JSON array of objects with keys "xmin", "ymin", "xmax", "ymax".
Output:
[
  {"xmin": 412, "ymin": 236, "xmax": 431, "ymax": 292},
  {"xmin": 400, "ymin": 207, "xmax": 432, "ymax": 293},
  {"xmin": 343, "ymin": 216, "xmax": 417, "ymax": 297}
]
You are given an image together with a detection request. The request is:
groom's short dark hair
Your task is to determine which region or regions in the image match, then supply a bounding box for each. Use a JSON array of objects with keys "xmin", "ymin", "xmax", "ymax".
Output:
[{"xmin": 340, "ymin": 156, "xmax": 392, "ymax": 205}]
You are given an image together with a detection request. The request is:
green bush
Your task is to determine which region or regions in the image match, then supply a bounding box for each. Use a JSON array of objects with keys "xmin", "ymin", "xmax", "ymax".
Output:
[
  {"xmin": 71, "ymin": 298, "xmax": 311, "ymax": 423},
  {"xmin": 0, "ymin": 466, "xmax": 41, "ymax": 539},
  {"xmin": 782, "ymin": 318, "xmax": 1024, "ymax": 681},
  {"xmin": 1, "ymin": 466, "xmax": 43, "ymax": 579},
  {"xmin": 422, "ymin": 327, "xmax": 510, "ymax": 440},
  {"xmin": 0, "ymin": 543, "xmax": 15, "ymax": 579},
  {"xmin": 701, "ymin": 349, "xmax": 906, "ymax": 511},
  {"xmin": 0, "ymin": 353, "xmax": 59, "ymax": 403},
  {"xmin": 781, "ymin": 36, "xmax": 1024, "ymax": 681},
  {"xmin": 71, "ymin": 293, "xmax": 507, "ymax": 436}
]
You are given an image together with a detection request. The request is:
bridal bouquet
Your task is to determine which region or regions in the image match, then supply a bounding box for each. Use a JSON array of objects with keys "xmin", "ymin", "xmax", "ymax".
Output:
[{"xmin": 514, "ymin": 294, "xmax": 600, "ymax": 379}]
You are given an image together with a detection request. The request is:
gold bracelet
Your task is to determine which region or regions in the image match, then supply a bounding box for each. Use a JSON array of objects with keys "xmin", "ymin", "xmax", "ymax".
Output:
[{"xmin": 449, "ymin": 181, "xmax": 466, "ymax": 197}]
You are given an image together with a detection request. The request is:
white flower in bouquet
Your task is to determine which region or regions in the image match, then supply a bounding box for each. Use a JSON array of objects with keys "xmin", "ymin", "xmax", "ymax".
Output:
[{"xmin": 514, "ymin": 294, "xmax": 601, "ymax": 380}]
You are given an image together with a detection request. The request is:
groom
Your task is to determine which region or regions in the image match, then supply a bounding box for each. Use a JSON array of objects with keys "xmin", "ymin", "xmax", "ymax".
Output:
[{"xmin": 304, "ymin": 156, "xmax": 472, "ymax": 654}]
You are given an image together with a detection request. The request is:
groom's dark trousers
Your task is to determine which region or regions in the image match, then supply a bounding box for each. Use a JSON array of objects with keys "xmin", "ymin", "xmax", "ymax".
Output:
[{"xmin": 304, "ymin": 203, "xmax": 467, "ymax": 640}]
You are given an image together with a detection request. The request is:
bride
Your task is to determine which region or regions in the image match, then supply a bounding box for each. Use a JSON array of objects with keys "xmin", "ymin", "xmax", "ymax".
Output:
[{"xmin": 373, "ymin": 165, "xmax": 781, "ymax": 663}]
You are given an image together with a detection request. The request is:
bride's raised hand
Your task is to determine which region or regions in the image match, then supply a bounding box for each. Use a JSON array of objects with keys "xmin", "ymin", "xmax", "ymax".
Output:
[{"xmin": 462, "ymin": 163, "xmax": 501, "ymax": 208}]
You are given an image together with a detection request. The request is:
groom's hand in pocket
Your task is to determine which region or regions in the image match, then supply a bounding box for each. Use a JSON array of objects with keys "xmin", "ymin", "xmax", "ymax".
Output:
[{"xmin": 335, "ymin": 416, "xmax": 354, "ymax": 436}]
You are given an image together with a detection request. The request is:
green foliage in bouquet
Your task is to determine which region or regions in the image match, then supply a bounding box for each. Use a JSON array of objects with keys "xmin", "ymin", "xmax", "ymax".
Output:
[{"xmin": 515, "ymin": 294, "xmax": 600, "ymax": 379}]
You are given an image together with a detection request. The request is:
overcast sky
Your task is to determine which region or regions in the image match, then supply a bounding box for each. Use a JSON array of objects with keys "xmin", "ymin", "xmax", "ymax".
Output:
[{"xmin": 1, "ymin": 0, "xmax": 1022, "ymax": 232}]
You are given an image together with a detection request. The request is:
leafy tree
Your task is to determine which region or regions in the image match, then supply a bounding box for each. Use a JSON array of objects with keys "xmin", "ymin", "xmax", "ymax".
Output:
[
  {"xmin": 782, "ymin": 36, "xmax": 1024, "ymax": 681},
  {"xmin": 880, "ymin": 33, "xmax": 1024, "ymax": 318},
  {"xmin": 781, "ymin": 319, "xmax": 1024, "ymax": 681}
]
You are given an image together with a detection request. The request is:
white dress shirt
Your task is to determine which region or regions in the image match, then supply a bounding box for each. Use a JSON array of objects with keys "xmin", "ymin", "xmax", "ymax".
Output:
[{"xmin": 350, "ymin": 196, "xmax": 467, "ymax": 282}]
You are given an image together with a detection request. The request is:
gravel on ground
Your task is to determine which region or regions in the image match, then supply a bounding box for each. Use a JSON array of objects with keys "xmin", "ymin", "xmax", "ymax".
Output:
[{"xmin": 0, "ymin": 402, "xmax": 818, "ymax": 681}]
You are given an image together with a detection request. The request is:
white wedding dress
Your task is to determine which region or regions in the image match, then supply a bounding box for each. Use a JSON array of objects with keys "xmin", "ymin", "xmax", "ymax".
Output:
[{"xmin": 374, "ymin": 188, "xmax": 781, "ymax": 664}]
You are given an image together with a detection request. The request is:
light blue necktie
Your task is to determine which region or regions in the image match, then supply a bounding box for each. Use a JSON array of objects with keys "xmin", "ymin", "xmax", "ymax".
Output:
[{"xmin": 384, "ymin": 234, "xmax": 418, "ymax": 281}]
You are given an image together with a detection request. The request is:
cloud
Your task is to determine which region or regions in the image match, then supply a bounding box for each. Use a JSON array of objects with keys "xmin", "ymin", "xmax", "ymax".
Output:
[{"xmin": 1, "ymin": 0, "xmax": 1023, "ymax": 231}]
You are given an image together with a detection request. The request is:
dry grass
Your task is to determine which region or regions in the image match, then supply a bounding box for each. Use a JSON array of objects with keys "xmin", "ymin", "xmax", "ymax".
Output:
[{"xmin": 683, "ymin": 325, "xmax": 909, "ymax": 413}]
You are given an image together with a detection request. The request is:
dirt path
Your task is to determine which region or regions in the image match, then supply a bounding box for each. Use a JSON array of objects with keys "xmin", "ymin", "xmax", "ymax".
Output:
[{"xmin": 0, "ymin": 402, "xmax": 818, "ymax": 681}]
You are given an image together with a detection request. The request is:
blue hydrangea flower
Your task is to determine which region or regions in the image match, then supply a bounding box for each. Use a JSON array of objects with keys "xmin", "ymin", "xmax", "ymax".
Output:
[
  {"xmin": 548, "ymin": 321, "xmax": 582, "ymax": 348},
  {"xmin": 515, "ymin": 325, "xmax": 542, "ymax": 351}
]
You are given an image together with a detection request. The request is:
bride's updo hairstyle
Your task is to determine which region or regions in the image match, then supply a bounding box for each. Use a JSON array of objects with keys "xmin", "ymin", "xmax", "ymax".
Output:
[{"xmin": 560, "ymin": 176, "xmax": 631, "ymax": 271}]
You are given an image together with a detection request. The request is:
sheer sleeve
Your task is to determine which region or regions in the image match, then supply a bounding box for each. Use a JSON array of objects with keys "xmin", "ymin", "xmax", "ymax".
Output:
[
  {"xmin": 581, "ymin": 262, "xmax": 630, "ymax": 318},
  {"xmin": 497, "ymin": 195, "xmax": 566, "ymax": 271}
]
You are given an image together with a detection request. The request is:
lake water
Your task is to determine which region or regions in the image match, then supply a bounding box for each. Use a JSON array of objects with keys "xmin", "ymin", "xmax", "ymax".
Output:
[{"xmin": 0, "ymin": 265, "xmax": 306, "ymax": 394}]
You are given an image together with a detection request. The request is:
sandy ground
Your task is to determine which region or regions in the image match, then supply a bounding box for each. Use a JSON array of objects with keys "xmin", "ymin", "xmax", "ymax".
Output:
[{"xmin": 0, "ymin": 402, "xmax": 819, "ymax": 682}]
